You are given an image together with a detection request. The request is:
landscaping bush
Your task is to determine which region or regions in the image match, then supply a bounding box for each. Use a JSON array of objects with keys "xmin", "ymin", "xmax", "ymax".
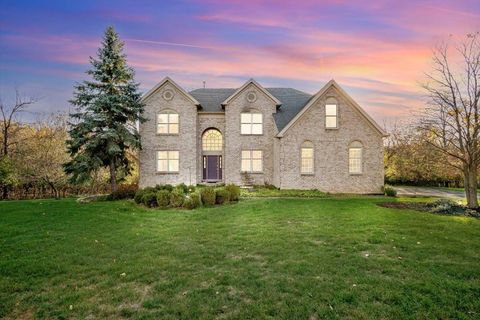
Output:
[
  {"xmin": 384, "ymin": 185, "xmax": 397, "ymax": 197},
  {"xmin": 134, "ymin": 189, "xmax": 145, "ymax": 204},
  {"xmin": 225, "ymin": 184, "xmax": 240, "ymax": 201},
  {"xmin": 184, "ymin": 191, "xmax": 202, "ymax": 209},
  {"xmin": 107, "ymin": 184, "xmax": 137, "ymax": 200},
  {"xmin": 175, "ymin": 183, "xmax": 188, "ymax": 194},
  {"xmin": 153, "ymin": 184, "xmax": 173, "ymax": 192},
  {"xmin": 142, "ymin": 191, "xmax": 158, "ymax": 207},
  {"xmin": 134, "ymin": 187, "xmax": 157, "ymax": 204},
  {"xmin": 156, "ymin": 190, "xmax": 171, "ymax": 209},
  {"xmin": 169, "ymin": 190, "xmax": 185, "ymax": 208},
  {"xmin": 427, "ymin": 199, "xmax": 463, "ymax": 215},
  {"xmin": 187, "ymin": 185, "xmax": 196, "ymax": 193},
  {"xmin": 215, "ymin": 188, "xmax": 230, "ymax": 204},
  {"xmin": 200, "ymin": 187, "xmax": 216, "ymax": 206}
]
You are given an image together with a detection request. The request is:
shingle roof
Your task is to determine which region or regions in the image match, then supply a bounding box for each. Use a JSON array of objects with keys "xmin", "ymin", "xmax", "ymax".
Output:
[
  {"xmin": 189, "ymin": 87, "xmax": 312, "ymax": 131},
  {"xmin": 189, "ymin": 88, "xmax": 236, "ymax": 112}
]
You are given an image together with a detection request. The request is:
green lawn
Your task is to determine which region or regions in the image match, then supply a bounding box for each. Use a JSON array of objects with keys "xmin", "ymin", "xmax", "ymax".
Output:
[{"xmin": 1, "ymin": 197, "xmax": 479, "ymax": 319}]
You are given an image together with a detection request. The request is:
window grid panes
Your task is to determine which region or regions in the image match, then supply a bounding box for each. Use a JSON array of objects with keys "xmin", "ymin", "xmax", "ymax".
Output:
[
  {"xmin": 241, "ymin": 150, "xmax": 263, "ymax": 172},
  {"xmin": 325, "ymin": 104, "xmax": 337, "ymax": 128},
  {"xmin": 157, "ymin": 151, "xmax": 179, "ymax": 172},
  {"xmin": 202, "ymin": 129, "xmax": 223, "ymax": 151},
  {"xmin": 157, "ymin": 112, "xmax": 179, "ymax": 134},
  {"xmin": 241, "ymin": 113, "xmax": 263, "ymax": 135},
  {"xmin": 301, "ymin": 146, "xmax": 314, "ymax": 174},
  {"xmin": 349, "ymin": 147, "xmax": 362, "ymax": 174}
]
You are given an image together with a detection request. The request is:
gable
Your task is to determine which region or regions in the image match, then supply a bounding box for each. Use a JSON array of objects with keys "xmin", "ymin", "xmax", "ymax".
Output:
[
  {"xmin": 276, "ymin": 80, "xmax": 387, "ymax": 137},
  {"xmin": 221, "ymin": 79, "xmax": 281, "ymax": 107},
  {"xmin": 141, "ymin": 77, "xmax": 200, "ymax": 105}
]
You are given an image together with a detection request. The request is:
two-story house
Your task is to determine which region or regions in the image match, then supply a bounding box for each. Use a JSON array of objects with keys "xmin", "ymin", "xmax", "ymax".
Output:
[{"xmin": 139, "ymin": 77, "xmax": 387, "ymax": 193}]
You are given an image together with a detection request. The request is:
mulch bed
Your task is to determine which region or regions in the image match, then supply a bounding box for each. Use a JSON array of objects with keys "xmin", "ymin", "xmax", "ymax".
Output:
[{"xmin": 377, "ymin": 201, "xmax": 480, "ymax": 219}]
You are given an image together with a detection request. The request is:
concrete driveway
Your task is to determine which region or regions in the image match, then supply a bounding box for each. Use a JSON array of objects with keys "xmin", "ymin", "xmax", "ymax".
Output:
[{"xmin": 394, "ymin": 186, "xmax": 470, "ymax": 199}]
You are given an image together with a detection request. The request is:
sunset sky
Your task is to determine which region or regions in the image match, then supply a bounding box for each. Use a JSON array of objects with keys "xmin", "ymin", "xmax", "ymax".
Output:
[{"xmin": 1, "ymin": 0, "xmax": 479, "ymax": 123}]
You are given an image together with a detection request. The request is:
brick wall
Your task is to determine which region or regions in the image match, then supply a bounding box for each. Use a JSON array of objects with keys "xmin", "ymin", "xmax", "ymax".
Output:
[{"xmin": 277, "ymin": 86, "xmax": 384, "ymax": 193}]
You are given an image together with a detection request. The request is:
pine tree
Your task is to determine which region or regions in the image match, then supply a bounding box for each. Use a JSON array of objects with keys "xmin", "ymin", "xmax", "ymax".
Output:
[{"xmin": 65, "ymin": 26, "xmax": 145, "ymax": 192}]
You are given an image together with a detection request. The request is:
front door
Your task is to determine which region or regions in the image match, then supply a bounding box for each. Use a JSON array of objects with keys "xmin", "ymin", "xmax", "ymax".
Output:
[{"xmin": 203, "ymin": 155, "xmax": 222, "ymax": 181}]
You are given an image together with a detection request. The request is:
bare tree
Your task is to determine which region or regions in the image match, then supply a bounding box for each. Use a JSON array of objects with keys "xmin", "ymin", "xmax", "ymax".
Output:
[
  {"xmin": 0, "ymin": 89, "xmax": 36, "ymax": 198},
  {"xmin": 421, "ymin": 33, "xmax": 480, "ymax": 208}
]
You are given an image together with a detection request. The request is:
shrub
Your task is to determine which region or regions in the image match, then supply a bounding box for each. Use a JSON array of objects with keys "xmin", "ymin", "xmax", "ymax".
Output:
[
  {"xmin": 134, "ymin": 187, "xmax": 157, "ymax": 204},
  {"xmin": 170, "ymin": 190, "xmax": 185, "ymax": 208},
  {"xmin": 184, "ymin": 191, "xmax": 202, "ymax": 209},
  {"xmin": 107, "ymin": 184, "xmax": 138, "ymax": 200},
  {"xmin": 428, "ymin": 199, "xmax": 463, "ymax": 215},
  {"xmin": 200, "ymin": 187, "xmax": 216, "ymax": 206},
  {"xmin": 134, "ymin": 189, "xmax": 145, "ymax": 204},
  {"xmin": 225, "ymin": 184, "xmax": 240, "ymax": 201},
  {"xmin": 175, "ymin": 183, "xmax": 188, "ymax": 194},
  {"xmin": 384, "ymin": 186, "xmax": 397, "ymax": 197},
  {"xmin": 215, "ymin": 188, "xmax": 230, "ymax": 204},
  {"xmin": 187, "ymin": 185, "xmax": 196, "ymax": 193},
  {"xmin": 263, "ymin": 183, "xmax": 278, "ymax": 190},
  {"xmin": 156, "ymin": 190, "xmax": 171, "ymax": 209},
  {"xmin": 142, "ymin": 191, "xmax": 158, "ymax": 207},
  {"xmin": 154, "ymin": 184, "xmax": 173, "ymax": 192}
]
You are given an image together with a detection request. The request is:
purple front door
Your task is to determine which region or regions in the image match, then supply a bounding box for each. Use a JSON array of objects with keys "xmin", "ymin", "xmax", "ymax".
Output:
[{"xmin": 203, "ymin": 155, "xmax": 222, "ymax": 181}]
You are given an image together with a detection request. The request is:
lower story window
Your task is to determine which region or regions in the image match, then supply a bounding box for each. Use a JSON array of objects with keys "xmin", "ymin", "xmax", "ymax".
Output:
[
  {"xmin": 157, "ymin": 151, "xmax": 179, "ymax": 172},
  {"xmin": 349, "ymin": 147, "xmax": 362, "ymax": 174},
  {"xmin": 241, "ymin": 150, "xmax": 262, "ymax": 172}
]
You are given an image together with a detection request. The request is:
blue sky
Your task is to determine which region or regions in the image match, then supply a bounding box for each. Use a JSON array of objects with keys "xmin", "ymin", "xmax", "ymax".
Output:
[{"xmin": 1, "ymin": 0, "xmax": 479, "ymax": 122}]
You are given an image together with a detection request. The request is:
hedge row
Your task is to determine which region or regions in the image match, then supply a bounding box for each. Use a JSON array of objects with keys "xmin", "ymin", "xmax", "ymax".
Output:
[{"xmin": 134, "ymin": 184, "xmax": 240, "ymax": 209}]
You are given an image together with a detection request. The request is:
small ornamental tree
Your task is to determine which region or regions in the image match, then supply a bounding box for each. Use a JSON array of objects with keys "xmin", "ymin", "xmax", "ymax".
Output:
[{"xmin": 65, "ymin": 26, "xmax": 145, "ymax": 192}]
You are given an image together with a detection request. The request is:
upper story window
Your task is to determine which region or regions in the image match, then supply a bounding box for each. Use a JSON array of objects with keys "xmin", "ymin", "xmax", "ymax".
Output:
[
  {"xmin": 157, "ymin": 150, "xmax": 179, "ymax": 172},
  {"xmin": 241, "ymin": 112, "xmax": 263, "ymax": 135},
  {"xmin": 157, "ymin": 111, "xmax": 179, "ymax": 134},
  {"xmin": 241, "ymin": 150, "xmax": 263, "ymax": 172},
  {"xmin": 300, "ymin": 141, "xmax": 314, "ymax": 174},
  {"xmin": 325, "ymin": 103, "xmax": 338, "ymax": 129},
  {"xmin": 202, "ymin": 129, "xmax": 223, "ymax": 151},
  {"xmin": 349, "ymin": 141, "xmax": 363, "ymax": 174}
]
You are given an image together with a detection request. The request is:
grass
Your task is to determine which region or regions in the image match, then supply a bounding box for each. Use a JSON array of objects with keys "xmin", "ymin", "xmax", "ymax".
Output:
[
  {"xmin": 1, "ymin": 197, "xmax": 479, "ymax": 319},
  {"xmin": 241, "ymin": 186, "xmax": 327, "ymax": 198}
]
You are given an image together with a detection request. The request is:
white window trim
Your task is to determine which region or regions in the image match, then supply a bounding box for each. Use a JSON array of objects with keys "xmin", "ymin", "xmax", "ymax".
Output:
[
  {"xmin": 240, "ymin": 112, "xmax": 263, "ymax": 135},
  {"xmin": 325, "ymin": 104, "xmax": 338, "ymax": 129},
  {"xmin": 300, "ymin": 144, "xmax": 314, "ymax": 175},
  {"xmin": 241, "ymin": 150, "xmax": 263, "ymax": 173},
  {"xmin": 349, "ymin": 147, "xmax": 363, "ymax": 175},
  {"xmin": 156, "ymin": 150, "xmax": 179, "ymax": 173},
  {"xmin": 157, "ymin": 111, "xmax": 179, "ymax": 135}
]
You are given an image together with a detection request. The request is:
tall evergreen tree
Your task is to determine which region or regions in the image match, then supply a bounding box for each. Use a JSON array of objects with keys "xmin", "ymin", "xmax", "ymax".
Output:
[{"xmin": 65, "ymin": 26, "xmax": 145, "ymax": 192}]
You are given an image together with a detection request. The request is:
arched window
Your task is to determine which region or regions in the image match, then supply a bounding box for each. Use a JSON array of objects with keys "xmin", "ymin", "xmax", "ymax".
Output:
[
  {"xmin": 202, "ymin": 129, "xmax": 223, "ymax": 151},
  {"xmin": 349, "ymin": 141, "xmax": 363, "ymax": 174},
  {"xmin": 300, "ymin": 141, "xmax": 314, "ymax": 174},
  {"xmin": 157, "ymin": 110, "xmax": 179, "ymax": 134}
]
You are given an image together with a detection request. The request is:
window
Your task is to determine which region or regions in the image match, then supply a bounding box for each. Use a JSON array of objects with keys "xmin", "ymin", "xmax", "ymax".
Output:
[
  {"xmin": 241, "ymin": 150, "xmax": 262, "ymax": 172},
  {"xmin": 325, "ymin": 104, "xmax": 337, "ymax": 128},
  {"xmin": 241, "ymin": 112, "xmax": 263, "ymax": 135},
  {"xmin": 157, "ymin": 151, "xmax": 179, "ymax": 172},
  {"xmin": 202, "ymin": 129, "xmax": 223, "ymax": 151},
  {"xmin": 349, "ymin": 141, "xmax": 363, "ymax": 174},
  {"xmin": 300, "ymin": 141, "xmax": 314, "ymax": 174},
  {"xmin": 157, "ymin": 111, "xmax": 179, "ymax": 134}
]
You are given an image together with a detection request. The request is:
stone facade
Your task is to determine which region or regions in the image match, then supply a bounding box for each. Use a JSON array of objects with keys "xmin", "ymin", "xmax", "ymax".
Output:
[
  {"xmin": 139, "ymin": 80, "xmax": 198, "ymax": 186},
  {"xmin": 139, "ymin": 77, "xmax": 386, "ymax": 194},
  {"xmin": 223, "ymin": 83, "xmax": 278, "ymax": 186},
  {"xmin": 276, "ymin": 86, "xmax": 384, "ymax": 193}
]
